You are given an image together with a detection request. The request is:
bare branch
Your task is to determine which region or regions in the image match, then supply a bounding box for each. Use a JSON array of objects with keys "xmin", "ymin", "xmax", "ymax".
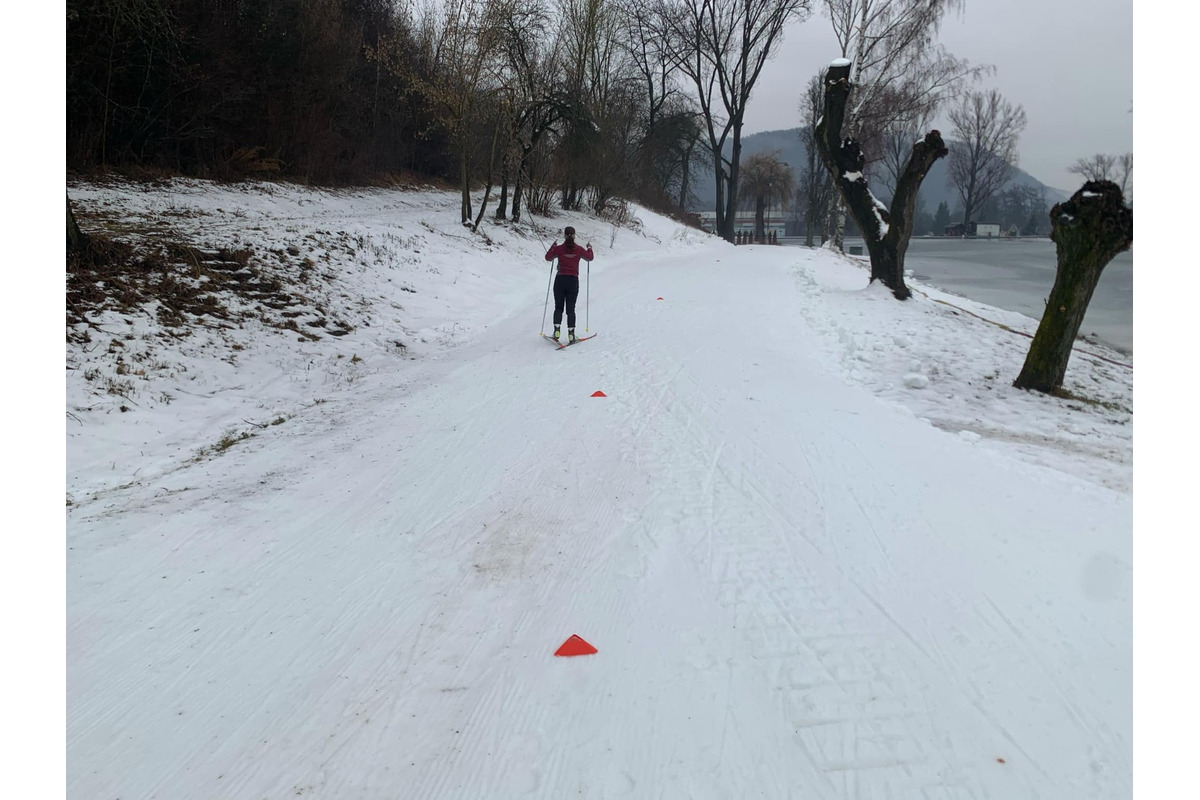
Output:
[{"xmin": 947, "ymin": 88, "xmax": 1026, "ymax": 226}]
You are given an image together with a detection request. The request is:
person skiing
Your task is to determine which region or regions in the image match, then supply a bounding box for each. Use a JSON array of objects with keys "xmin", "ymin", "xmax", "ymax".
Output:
[{"xmin": 544, "ymin": 226, "xmax": 594, "ymax": 343}]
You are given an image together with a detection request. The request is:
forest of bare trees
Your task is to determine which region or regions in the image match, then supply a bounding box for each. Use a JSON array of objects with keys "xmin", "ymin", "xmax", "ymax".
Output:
[
  {"xmin": 65, "ymin": 0, "xmax": 715, "ymax": 226},
  {"xmin": 67, "ymin": 0, "xmax": 1124, "ymax": 250}
]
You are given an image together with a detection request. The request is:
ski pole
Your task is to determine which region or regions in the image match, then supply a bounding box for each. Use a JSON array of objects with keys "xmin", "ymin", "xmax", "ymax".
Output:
[
  {"xmin": 586, "ymin": 260, "xmax": 590, "ymax": 332},
  {"xmin": 540, "ymin": 258, "xmax": 555, "ymax": 336}
]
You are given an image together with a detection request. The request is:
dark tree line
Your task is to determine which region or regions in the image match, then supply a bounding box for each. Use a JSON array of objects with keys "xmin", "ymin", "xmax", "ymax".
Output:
[
  {"xmin": 67, "ymin": 0, "xmax": 454, "ymax": 182},
  {"xmin": 66, "ymin": 0, "xmax": 709, "ymax": 225}
]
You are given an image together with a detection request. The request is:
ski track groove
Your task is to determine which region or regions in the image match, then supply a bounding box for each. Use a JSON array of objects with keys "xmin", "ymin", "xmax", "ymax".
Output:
[{"xmin": 603, "ymin": 338, "xmax": 951, "ymax": 795}]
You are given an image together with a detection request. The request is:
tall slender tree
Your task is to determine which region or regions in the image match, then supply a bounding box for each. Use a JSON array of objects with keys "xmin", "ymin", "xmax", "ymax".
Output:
[
  {"xmin": 413, "ymin": 0, "xmax": 511, "ymax": 226},
  {"xmin": 946, "ymin": 88, "xmax": 1026, "ymax": 227},
  {"xmin": 660, "ymin": 0, "xmax": 811, "ymax": 242},
  {"xmin": 490, "ymin": 0, "xmax": 566, "ymax": 222}
]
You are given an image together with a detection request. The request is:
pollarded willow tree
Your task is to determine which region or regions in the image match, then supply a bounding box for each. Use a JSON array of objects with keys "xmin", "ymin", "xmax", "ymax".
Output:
[
  {"xmin": 819, "ymin": 0, "xmax": 984, "ymax": 249},
  {"xmin": 659, "ymin": 0, "xmax": 811, "ymax": 242},
  {"xmin": 815, "ymin": 58, "xmax": 948, "ymax": 299},
  {"xmin": 1013, "ymin": 181, "xmax": 1133, "ymax": 394}
]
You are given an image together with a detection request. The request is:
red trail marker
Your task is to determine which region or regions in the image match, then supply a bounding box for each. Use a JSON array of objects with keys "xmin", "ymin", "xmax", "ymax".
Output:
[
  {"xmin": 554, "ymin": 635, "xmax": 598, "ymax": 657},
  {"xmin": 591, "ymin": 390, "xmax": 607, "ymax": 397}
]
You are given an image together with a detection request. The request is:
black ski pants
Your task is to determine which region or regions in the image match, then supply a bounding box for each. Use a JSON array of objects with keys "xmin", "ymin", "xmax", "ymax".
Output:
[{"xmin": 553, "ymin": 274, "xmax": 580, "ymax": 328}]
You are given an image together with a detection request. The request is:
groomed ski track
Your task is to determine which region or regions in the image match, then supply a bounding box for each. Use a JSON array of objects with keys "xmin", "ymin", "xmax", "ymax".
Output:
[{"xmin": 67, "ymin": 242, "xmax": 1130, "ymax": 799}]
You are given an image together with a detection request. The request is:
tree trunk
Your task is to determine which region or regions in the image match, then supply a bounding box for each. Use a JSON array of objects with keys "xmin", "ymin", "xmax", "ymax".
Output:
[
  {"xmin": 712, "ymin": 148, "xmax": 728, "ymax": 240},
  {"xmin": 472, "ymin": 118, "xmax": 502, "ymax": 231},
  {"xmin": 512, "ymin": 148, "xmax": 531, "ymax": 224},
  {"xmin": 815, "ymin": 61, "xmax": 947, "ymax": 300},
  {"xmin": 460, "ymin": 150, "xmax": 472, "ymax": 225},
  {"xmin": 724, "ymin": 121, "xmax": 743, "ymax": 244},
  {"xmin": 832, "ymin": 199, "xmax": 847, "ymax": 251},
  {"xmin": 961, "ymin": 177, "xmax": 976, "ymax": 227},
  {"xmin": 67, "ymin": 195, "xmax": 89, "ymax": 254},
  {"xmin": 495, "ymin": 152, "xmax": 510, "ymax": 221},
  {"xmin": 1013, "ymin": 181, "xmax": 1133, "ymax": 393},
  {"xmin": 678, "ymin": 149, "xmax": 691, "ymax": 214}
]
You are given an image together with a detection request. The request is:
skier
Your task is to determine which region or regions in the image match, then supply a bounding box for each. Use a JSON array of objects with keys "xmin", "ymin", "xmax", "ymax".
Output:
[{"xmin": 544, "ymin": 226, "xmax": 594, "ymax": 343}]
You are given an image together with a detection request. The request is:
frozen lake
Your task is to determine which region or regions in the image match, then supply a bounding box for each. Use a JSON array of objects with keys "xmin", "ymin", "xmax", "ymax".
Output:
[{"xmin": 787, "ymin": 237, "xmax": 1133, "ymax": 355}]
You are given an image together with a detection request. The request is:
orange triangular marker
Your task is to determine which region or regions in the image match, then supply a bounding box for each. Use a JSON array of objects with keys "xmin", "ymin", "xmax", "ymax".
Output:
[
  {"xmin": 555, "ymin": 635, "xmax": 597, "ymax": 656},
  {"xmin": 657, "ymin": 297, "xmax": 663, "ymax": 300},
  {"xmin": 591, "ymin": 390, "xmax": 606, "ymax": 397}
]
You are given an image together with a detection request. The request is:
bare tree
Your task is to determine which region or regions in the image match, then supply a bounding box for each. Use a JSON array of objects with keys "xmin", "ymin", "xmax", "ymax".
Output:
[
  {"xmin": 946, "ymin": 88, "xmax": 1026, "ymax": 227},
  {"xmin": 1067, "ymin": 153, "xmax": 1117, "ymax": 183},
  {"xmin": 820, "ymin": 0, "xmax": 985, "ymax": 248},
  {"xmin": 553, "ymin": 0, "xmax": 641, "ymax": 212},
  {"xmin": 1014, "ymin": 181, "xmax": 1132, "ymax": 393},
  {"xmin": 1070, "ymin": 151, "xmax": 1133, "ymax": 203},
  {"xmin": 797, "ymin": 75, "xmax": 837, "ymax": 245},
  {"xmin": 739, "ymin": 152, "xmax": 794, "ymax": 241},
  {"xmin": 617, "ymin": 0, "xmax": 682, "ymax": 136},
  {"xmin": 660, "ymin": 0, "xmax": 811, "ymax": 242},
  {"xmin": 997, "ymin": 183, "xmax": 1043, "ymax": 235},
  {"xmin": 1117, "ymin": 151, "xmax": 1132, "ymax": 201},
  {"xmin": 490, "ymin": 0, "xmax": 569, "ymax": 223},
  {"xmin": 637, "ymin": 100, "xmax": 707, "ymax": 211},
  {"xmin": 414, "ymin": 0, "xmax": 507, "ymax": 227},
  {"xmin": 877, "ymin": 108, "xmax": 933, "ymax": 198},
  {"xmin": 615, "ymin": 0, "xmax": 702, "ymax": 208},
  {"xmin": 816, "ymin": 59, "xmax": 948, "ymax": 299}
]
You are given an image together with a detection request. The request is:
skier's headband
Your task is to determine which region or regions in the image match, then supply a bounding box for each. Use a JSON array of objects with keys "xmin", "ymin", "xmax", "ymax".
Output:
[{"xmin": 564, "ymin": 227, "xmax": 575, "ymax": 236}]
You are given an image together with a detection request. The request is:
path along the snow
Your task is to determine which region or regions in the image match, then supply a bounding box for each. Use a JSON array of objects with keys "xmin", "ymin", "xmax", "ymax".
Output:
[{"xmin": 67, "ymin": 241, "xmax": 1130, "ymax": 799}]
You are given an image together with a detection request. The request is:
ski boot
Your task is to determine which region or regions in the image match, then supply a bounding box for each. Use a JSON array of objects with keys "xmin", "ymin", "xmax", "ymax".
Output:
[
  {"xmin": 552, "ymin": 325, "xmax": 561, "ymax": 342},
  {"xmin": 568, "ymin": 328, "xmax": 577, "ymax": 344}
]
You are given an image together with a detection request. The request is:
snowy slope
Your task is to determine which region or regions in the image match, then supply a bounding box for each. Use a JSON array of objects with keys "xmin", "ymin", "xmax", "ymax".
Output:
[{"xmin": 66, "ymin": 180, "xmax": 1131, "ymax": 799}]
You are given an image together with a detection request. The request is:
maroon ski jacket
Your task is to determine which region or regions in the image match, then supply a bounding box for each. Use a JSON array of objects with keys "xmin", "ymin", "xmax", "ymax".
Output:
[{"xmin": 545, "ymin": 242, "xmax": 594, "ymax": 277}]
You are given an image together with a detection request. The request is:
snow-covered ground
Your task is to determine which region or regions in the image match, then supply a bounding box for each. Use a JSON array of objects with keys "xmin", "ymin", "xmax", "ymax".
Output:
[{"xmin": 64, "ymin": 179, "xmax": 1132, "ymax": 798}]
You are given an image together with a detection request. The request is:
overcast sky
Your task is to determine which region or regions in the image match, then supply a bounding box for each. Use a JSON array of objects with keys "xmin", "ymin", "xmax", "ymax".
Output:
[{"xmin": 742, "ymin": 0, "xmax": 1133, "ymax": 192}]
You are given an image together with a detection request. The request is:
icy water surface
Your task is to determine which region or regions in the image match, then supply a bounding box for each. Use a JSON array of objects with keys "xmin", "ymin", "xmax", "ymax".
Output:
[{"xmin": 792, "ymin": 237, "xmax": 1133, "ymax": 354}]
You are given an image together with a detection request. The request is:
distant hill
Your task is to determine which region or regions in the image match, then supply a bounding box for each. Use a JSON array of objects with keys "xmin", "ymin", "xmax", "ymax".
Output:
[{"xmin": 687, "ymin": 127, "xmax": 1070, "ymax": 216}]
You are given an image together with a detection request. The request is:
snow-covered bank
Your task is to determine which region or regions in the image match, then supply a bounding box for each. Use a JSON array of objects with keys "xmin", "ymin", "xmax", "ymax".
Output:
[
  {"xmin": 67, "ymin": 180, "xmax": 1131, "ymax": 505},
  {"xmin": 66, "ymin": 179, "xmax": 1131, "ymax": 799}
]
